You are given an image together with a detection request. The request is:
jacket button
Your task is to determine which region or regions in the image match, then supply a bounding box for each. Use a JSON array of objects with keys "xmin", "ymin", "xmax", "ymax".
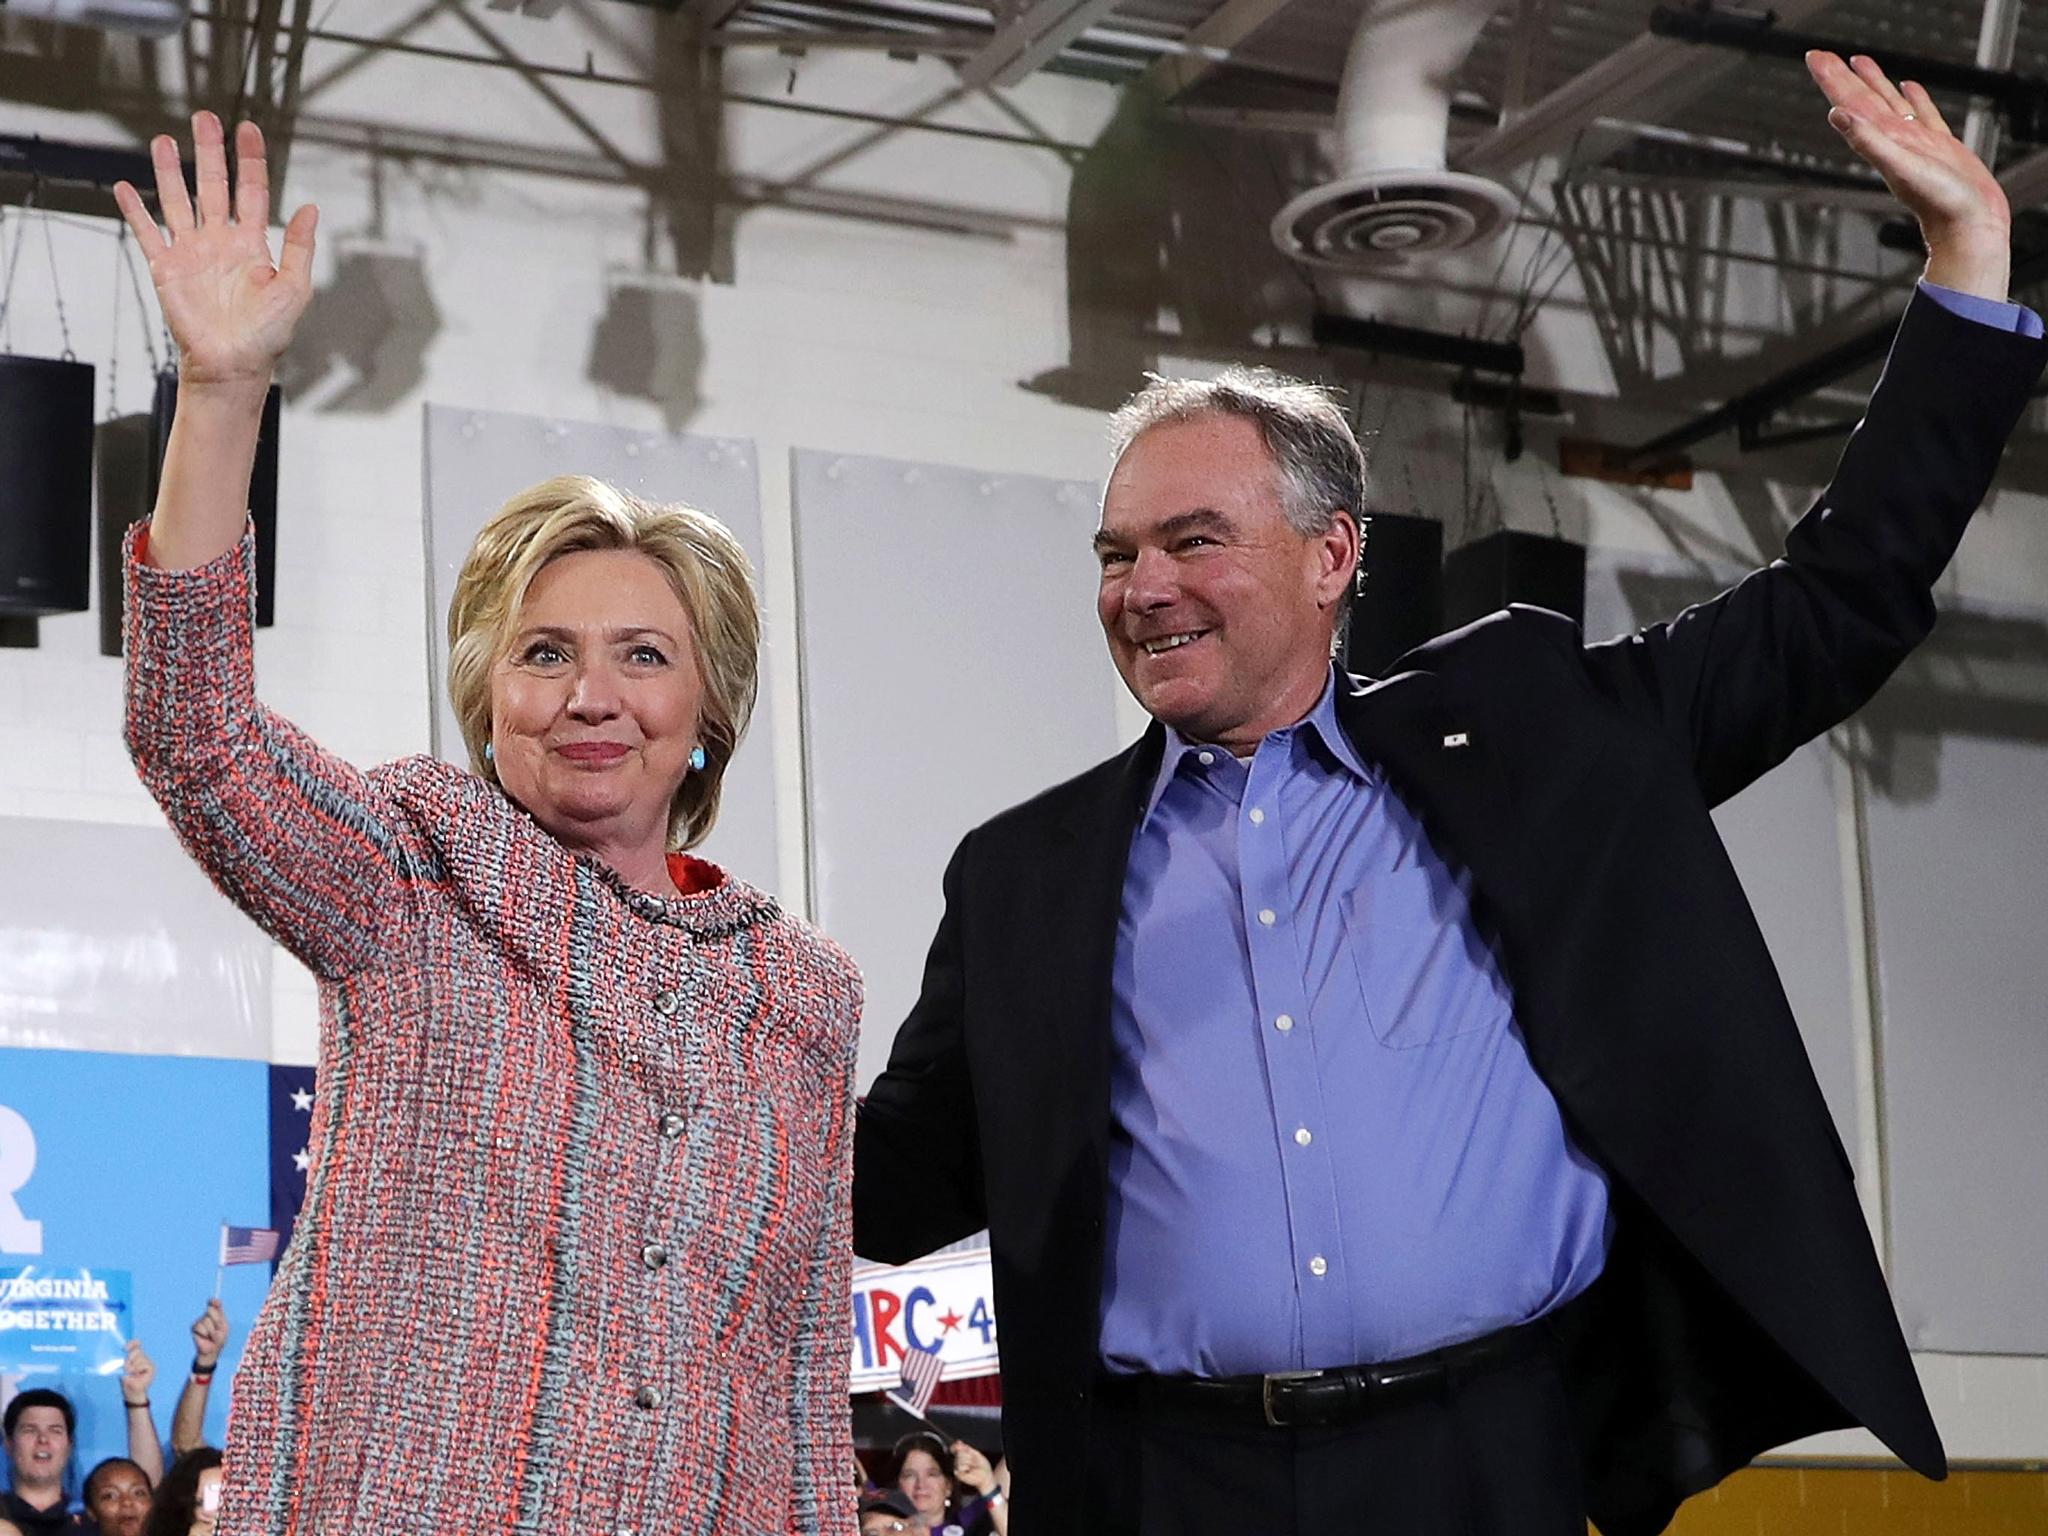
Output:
[
  {"xmin": 643, "ymin": 1243, "xmax": 669, "ymax": 1270},
  {"xmin": 654, "ymin": 990, "xmax": 679, "ymax": 1015},
  {"xmin": 634, "ymin": 1385, "xmax": 662, "ymax": 1410},
  {"xmin": 658, "ymin": 1112, "xmax": 685, "ymax": 1138}
]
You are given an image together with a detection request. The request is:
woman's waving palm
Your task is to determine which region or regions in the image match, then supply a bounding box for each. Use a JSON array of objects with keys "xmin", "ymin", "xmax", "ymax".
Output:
[{"xmin": 113, "ymin": 111, "xmax": 317, "ymax": 385}]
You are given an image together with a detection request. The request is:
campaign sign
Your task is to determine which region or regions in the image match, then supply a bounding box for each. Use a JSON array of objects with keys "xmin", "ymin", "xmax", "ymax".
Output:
[
  {"xmin": 0, "ymin": 1265, "xmax": 132, "ymax": 1419},
  {"xmin": 0, "ymin": 1047, "xmax": 270, "ymax": 1473},
  {"xmin": 849, "ymin": 1249, "xmax": 999, "ymax": 1392}
]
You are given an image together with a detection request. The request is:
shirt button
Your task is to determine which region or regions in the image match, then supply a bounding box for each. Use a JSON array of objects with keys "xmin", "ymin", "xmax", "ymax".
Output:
[
  {"xmin": 1308, "ymin": 1256, "xmax": 1328, "ymax": 1278},
  {"xmin": 1197, "ymin": 750, "xmax": 1215, "ymax": 766},
  {"xmin": 1258, "ymin": 909, "xmax": 1276, "ymax": 927},
  {"xmin": 654, "ymin": 990, "xmax": 679, "ymax": 1015},
  {"xmin": 658, "ymin": 1112, "xmax": 686, "ymax": 1138},
  {"xmin": 634, "ymin": 1385, "xmax": 663, "ymax": 1410},
  {"xmin": 1294, "ymin": 1127, "xmax": 1312, "ymax": 1146},
  {"xmin": 642, "ymin": 1243, "xmax": 669, "ymax": 1270},
  {"xmin": 1248, "ymin": 807, "xmax": 1265, "ymax": 824},
  {"xmin": 1274, "ymin": 1014, "xmax": 1294, "ymax": 1033}
]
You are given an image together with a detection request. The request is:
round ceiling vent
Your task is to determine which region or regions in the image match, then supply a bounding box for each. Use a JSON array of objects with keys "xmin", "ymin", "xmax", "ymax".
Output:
[{"xmin": 1272, "ymin": 169, "xmax": 1517, "ymax": 270}]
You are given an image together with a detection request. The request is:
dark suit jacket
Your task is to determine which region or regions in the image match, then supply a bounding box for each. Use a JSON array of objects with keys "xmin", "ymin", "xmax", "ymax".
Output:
[{"xmin": 853, "ymin": 295, "xmax": 2046, "ymax": 1536}]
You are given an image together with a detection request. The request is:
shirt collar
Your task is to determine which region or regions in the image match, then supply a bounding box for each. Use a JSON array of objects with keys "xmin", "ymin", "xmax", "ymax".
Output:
[{"xmin": 1139, "ymin": 667, "xmax": 1372, "ymax": 825}]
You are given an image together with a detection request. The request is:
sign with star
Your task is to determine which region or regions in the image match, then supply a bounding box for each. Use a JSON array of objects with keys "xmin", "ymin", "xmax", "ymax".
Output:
[{"xmin": 849, "ymin": 1248, "xmax": 1000, "ymax": 1392}]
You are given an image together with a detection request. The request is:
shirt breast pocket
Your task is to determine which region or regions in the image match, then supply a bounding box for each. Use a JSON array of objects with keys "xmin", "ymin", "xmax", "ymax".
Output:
[{"xmin": 1340, "ymin": 871, "xmax": 1511, "ymax": 1050}]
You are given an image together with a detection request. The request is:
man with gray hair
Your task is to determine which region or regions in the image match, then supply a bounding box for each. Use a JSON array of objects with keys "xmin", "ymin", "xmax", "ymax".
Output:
[{"xmin": 855, "ymin": 51, "xmax": 2043, "ymax": 1536}]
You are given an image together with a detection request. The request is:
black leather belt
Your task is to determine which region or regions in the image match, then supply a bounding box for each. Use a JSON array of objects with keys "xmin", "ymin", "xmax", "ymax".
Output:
[{"xmin": 1109, "ymin": 1315, "xmax": 1553, "ymax": 1429}]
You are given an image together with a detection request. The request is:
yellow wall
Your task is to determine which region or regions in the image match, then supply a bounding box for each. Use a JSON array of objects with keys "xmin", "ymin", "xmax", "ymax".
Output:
[{"xmin": 1631, "ymin": 1466, "xmax": 2048, "ymax": 1535}]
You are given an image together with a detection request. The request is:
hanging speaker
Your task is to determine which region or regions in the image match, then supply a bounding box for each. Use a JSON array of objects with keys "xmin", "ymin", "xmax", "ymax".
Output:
[
  {"xmin": 1442, "ymin": 528, "xmax": 1586, "ymax": 630},
  {"xmin": 0, "ymin": 354, "xmax": 96, "ymax": 618},
  {"xmin": 150, "ymin": 369, "xmax": 279, "ymax": 627},
  {"xmin": 1341, "ymin": 510, "xmax": 1443, "ymax": 676}
]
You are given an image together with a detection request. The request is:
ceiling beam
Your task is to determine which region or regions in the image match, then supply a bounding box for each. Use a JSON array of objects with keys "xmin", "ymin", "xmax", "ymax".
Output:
[
  {"xmin": 1998, "ymin": 146, "xmax": 2048, "ymax": 211},
  {"xmin": 1135, "ymin": 0, "xmax": 1291, "ymax": 99},
  {"xmin": 955, "ymin": 0, "xmax": 1126, "ymax": 88},
  {"xmin": 1456, "ymin": 0, "xmax": 1835, "ymax": 177},
  {"xmin": 680, "ymin": 0, "xmax": 753, "ymax": 37}
]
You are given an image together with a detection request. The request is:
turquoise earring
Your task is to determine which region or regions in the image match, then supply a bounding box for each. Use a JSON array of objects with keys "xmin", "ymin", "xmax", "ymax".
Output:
[
  {"xmin": 483, "ymin": 742, "xmax": 495, "ymax": 764},
  {"xmin": 689, "ymin": 745, "xmax": 707, "ymax": 772}
]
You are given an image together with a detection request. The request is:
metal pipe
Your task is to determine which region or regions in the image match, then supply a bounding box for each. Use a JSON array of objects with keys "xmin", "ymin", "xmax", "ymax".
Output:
[{"xmin": 1647, "ymin": 6, "xmax": 2048, "ymax": 141}]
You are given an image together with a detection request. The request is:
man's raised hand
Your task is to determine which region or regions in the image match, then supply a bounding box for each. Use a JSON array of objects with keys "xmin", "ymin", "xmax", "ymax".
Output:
[{"xmin": 1807, "ymin": 49, "xmax": 2012, "ymax": 300}]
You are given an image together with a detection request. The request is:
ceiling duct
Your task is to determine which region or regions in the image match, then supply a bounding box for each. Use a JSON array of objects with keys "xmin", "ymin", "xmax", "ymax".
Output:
[
  {"xmin": 1272, "ymin": 0, "xmax": 1514, "ymax": 270},
  {"xmin": 3, "ymin": 0, "xmax": 189, "ymax": 36}
]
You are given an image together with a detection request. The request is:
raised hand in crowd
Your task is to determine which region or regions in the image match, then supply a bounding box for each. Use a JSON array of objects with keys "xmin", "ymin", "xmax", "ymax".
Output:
[
  {"xmin": 112, "ymin": 111, "xmax": 317, "ymax": 573},
  {"xmin": 122, "ymin": 1338, "xmax": 165, "ymax": 1483},
  {"xmin": 171, "ymin": 1299, "xmax": 230, "ymax": 1459},
  {"xmin": 948, "ymin": 1442, "xmax": 1009, "ymax": 1535}
]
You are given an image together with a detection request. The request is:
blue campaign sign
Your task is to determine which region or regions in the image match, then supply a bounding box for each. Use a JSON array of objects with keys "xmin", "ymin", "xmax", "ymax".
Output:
[
  {"xmin": 0, "ymin": 1265, "xmax": 133, "ymax": 1400},
  {"xmin": 0, "ymin": 1047, "xmax": 271, "ymax": 1479}
]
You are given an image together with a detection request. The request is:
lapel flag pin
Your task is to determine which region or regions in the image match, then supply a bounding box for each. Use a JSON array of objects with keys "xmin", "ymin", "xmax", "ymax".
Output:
[{"xmin": 1443, "ymin": 732, "xmax": 1470, "ymax": 748}]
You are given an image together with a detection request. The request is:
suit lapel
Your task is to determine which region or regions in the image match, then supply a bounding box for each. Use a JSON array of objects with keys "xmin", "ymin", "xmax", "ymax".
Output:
[
  {"xmin": 1335, "ymin": 670, "xmax": 1527, "ymax": 917},
  {"xmin": 1018, "ymin": 728, "xmax": 1160, "ymax": 1163}
]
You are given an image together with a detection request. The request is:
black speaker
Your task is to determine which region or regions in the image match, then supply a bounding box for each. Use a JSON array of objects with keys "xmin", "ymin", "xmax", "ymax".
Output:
[
  {"xmin": 0, "ymin": 354, "xmax": 95, "ymax": 618},
  {"xmin": 1342, "ymin": 510, "xmax": 1444, "ymax": 676},
  {"xmin": 150, "ymin": 369, "xmax": 279, "ymax": 627},
  {"xmin": 95, "ymin": 412, "xmax": 156, "ymax": 657},
  {"xmin": 1442, "ymin": 528, "xmax": 1586, "ymax": 630}
]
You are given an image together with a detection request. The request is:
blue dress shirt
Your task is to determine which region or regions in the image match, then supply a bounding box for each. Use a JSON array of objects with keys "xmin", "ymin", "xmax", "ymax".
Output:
[
  {"xmin": 1920, "ymin": 279, "xmax": 2045, "ymax": 337},
  {"xmin": 1100, "ymin": 673, "xmax": 1613, "ymax": 1376}
]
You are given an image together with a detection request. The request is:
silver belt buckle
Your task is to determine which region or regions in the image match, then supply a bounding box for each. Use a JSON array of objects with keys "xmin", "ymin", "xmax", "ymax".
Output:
[{"xmin": 1260, "ymin": 1369, "xmax": 1322, "ymax": 1427}]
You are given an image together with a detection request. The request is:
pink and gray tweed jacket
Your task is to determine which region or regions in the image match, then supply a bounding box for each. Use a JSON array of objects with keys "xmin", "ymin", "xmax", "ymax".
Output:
[{"xmin": 124, "ymin": 528, "xmax": 862, "ymax": 1536}]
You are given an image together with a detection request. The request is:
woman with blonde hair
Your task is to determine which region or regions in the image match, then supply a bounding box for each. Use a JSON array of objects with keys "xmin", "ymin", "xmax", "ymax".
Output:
[{"xmin": 114, "ymin": 114, "xmax": 860, "ymax": 1534}]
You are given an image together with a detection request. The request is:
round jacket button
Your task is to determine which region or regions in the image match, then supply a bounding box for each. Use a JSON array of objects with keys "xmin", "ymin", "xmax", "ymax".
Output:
[
  {"xmin": 654, "ymin": 990, "xmax": 679, "ymax": 1015},
  {"xmin": 634, "ymin": 1385, "xmax": 662, "ymax": 1410},
  {"xmin": 643, "ymin": 1243, "xmax": 669, "ymax": 1270},
  {"xmin": 658, "ymin": 1112, "xmax": 685, "ymax": 1138}
]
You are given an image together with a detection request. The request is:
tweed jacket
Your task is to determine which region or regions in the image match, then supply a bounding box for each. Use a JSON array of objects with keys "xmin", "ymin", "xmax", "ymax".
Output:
[{"xmin": 123, "ymin": 528, "xmax": 862, "ymax": 1536}]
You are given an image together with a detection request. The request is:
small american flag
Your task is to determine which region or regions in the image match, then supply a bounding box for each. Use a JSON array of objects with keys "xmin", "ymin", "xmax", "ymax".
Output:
[
  {"xmin": 886, "ymin": 1342, "xmax": 946, "ymax": 1420},
  {"xmin": 220, "ymin": 1224, "xmax": 281, "ymax": 1266}
]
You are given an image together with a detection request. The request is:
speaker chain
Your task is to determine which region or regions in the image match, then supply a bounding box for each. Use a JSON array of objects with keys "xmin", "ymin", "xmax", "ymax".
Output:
[
  {"xmin": 38, "ymin": 206, "xmax": 76, "ymax": 363},
  {"xmin": 118, "ymin": 223, "xmax": 164, "ymax": 379},
  {"xmin": 108, "ymin": 227, "xmax": 124, "ymax": 419},
  {"xmin": 0, "ymin": 194, "xmax": 33, "ymax": 352}
]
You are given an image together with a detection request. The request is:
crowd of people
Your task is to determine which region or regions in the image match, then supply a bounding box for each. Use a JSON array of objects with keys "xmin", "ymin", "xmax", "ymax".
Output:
[
  {"xmin": 5, "ymin": 1332, "xmax": 1001, "ymax": 1536},
  {"xmin": 2, "ymin": 1302, "xmax": 230, "ymax": 1536}
]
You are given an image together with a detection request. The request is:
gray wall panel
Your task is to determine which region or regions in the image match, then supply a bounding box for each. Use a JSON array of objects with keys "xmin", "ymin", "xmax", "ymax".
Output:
[
  {"xmin": 792, "ymin": 449, "xmax": 1125, "ymax": 1087},
  {"xmin": 0, "ymin": 818, "xmax": 272, "ymax": 1059},
  {"xmin": 1861, "ymin": 606, "xmax": 2048, "ymax": 1353}
]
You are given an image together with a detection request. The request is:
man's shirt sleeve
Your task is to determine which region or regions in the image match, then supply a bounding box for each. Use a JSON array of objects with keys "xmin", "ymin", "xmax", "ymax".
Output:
[{"xmin": 1919, "ymin": 278, "xmax": 2045, "ymax": 338}]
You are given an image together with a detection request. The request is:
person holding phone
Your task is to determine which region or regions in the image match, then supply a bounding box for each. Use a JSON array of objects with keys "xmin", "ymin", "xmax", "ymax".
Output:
[{"xmin": 140, "ymin": 1449, "xmax": 221, "ymax": 1536}]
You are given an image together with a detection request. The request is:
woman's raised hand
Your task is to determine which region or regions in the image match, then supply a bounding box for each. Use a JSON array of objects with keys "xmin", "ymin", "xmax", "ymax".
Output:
[{"xmin": 113, "ymin": 111, "xmax": 317, "ymax": 387}]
